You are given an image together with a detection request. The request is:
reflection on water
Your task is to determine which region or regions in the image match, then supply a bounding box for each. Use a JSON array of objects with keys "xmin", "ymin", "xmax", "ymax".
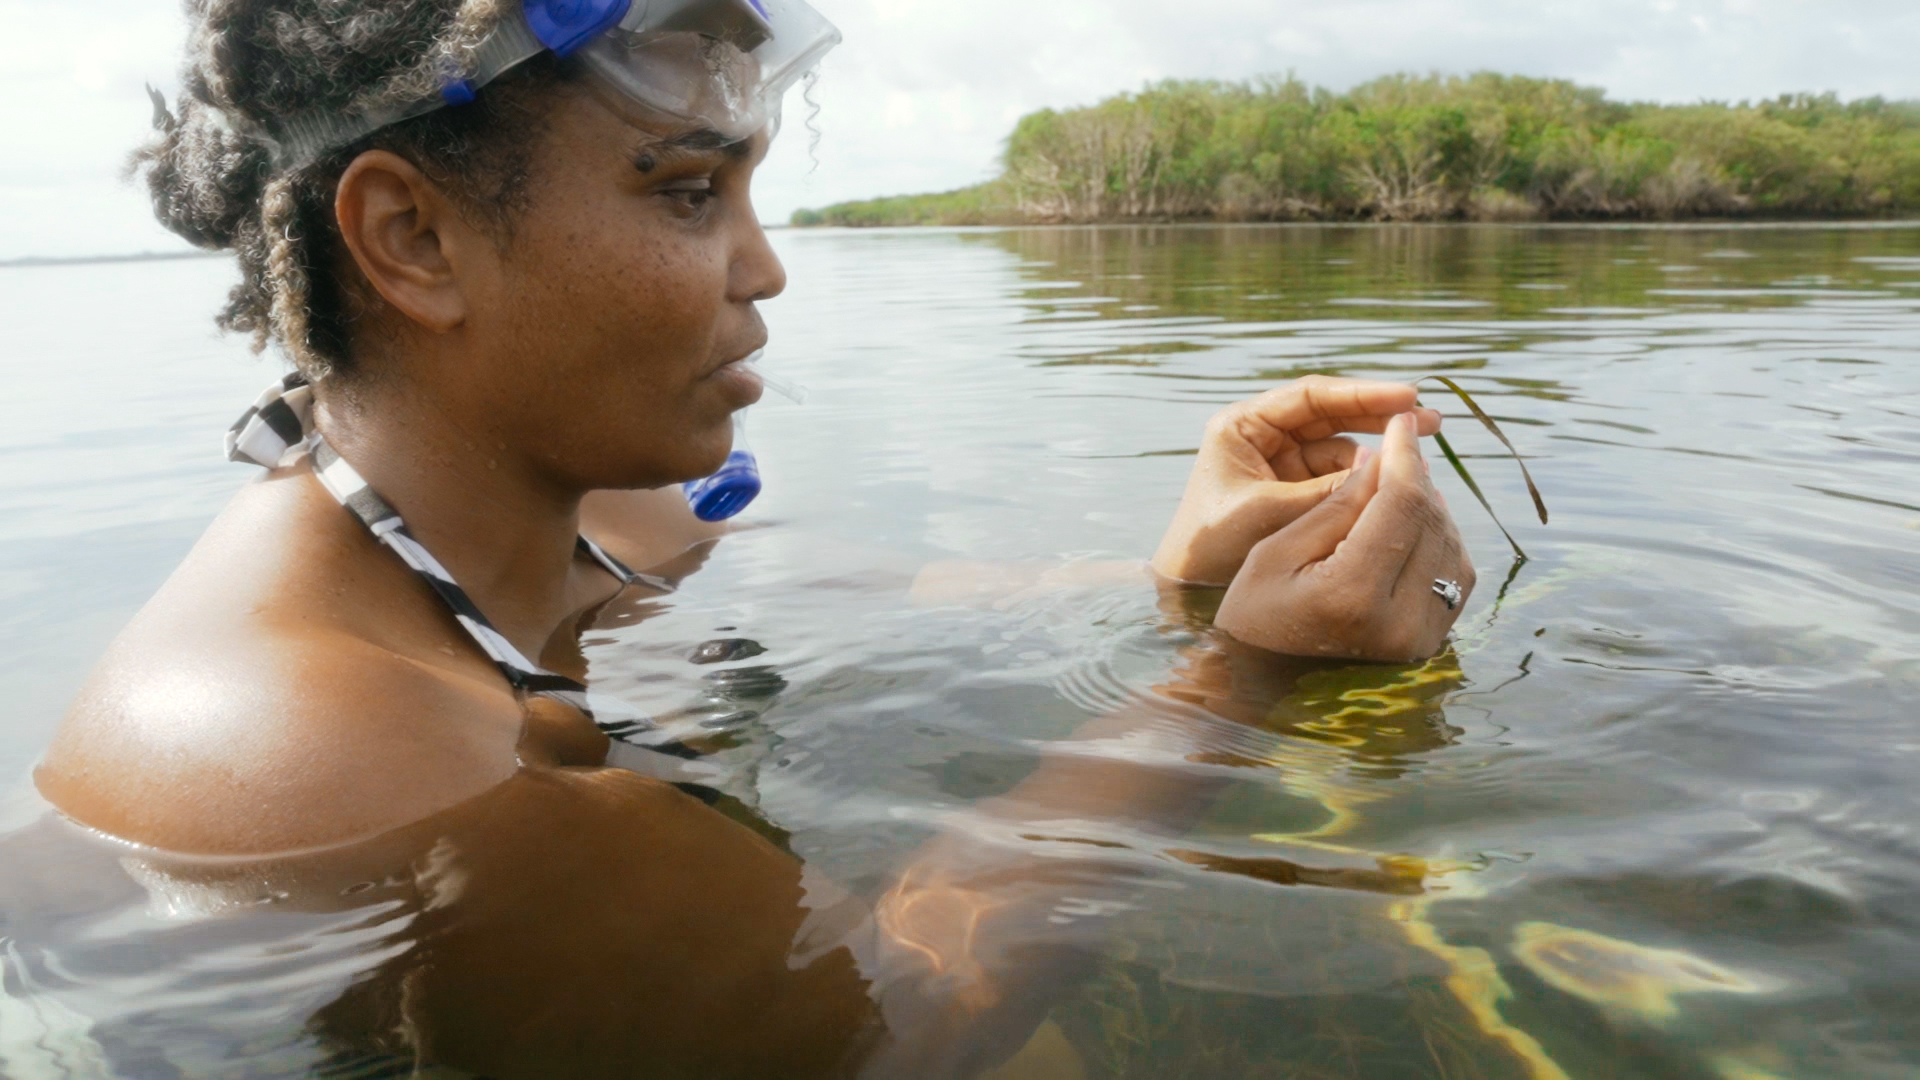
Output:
[
  {"xmin": 2, "ymin": 224, "xmax": 1919, "ymax": 1077},
  {"xmin": 1508, "ymin": 921, "xmax": 1772, "ymax": 1022}
]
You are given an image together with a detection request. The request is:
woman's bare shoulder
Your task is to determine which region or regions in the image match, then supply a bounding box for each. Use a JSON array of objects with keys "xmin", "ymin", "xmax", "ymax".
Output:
[{"xmin": 36, "ymin": 471, "xmax": 526, "ymax": 856}]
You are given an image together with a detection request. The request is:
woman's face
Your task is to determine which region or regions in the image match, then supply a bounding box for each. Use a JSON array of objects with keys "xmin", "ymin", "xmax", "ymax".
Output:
[{"xmin": 452, "ymin": 85, "xmax": 785, "ymax": 493}]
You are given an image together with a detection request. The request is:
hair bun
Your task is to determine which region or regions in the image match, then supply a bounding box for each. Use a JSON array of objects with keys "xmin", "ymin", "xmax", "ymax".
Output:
[
  {"xmin": 130, "ymin": 0, "xmax": 541, "ymax": 381},
  {"xmin": 131, "ymin": 89, "xmax": 272, "ymax": 251}
]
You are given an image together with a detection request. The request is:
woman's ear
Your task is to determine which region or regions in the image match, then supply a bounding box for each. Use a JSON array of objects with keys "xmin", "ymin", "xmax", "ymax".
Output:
[{"xmin": 333, "ymin": 150, "xmax": 478, "ymax": 335}]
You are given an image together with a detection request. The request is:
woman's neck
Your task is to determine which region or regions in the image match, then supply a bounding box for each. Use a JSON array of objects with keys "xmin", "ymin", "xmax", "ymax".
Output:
[{"xmin": 312, "ymin": 375, "xmax": 600, "ymax": 661}]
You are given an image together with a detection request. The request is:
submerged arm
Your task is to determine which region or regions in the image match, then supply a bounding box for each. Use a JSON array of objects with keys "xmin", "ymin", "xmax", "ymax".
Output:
[
  {"xmin": 860, "ymin": 397, "xmax": 1475, "ymax": 1077},
  {"xmin": 261, "ymin": 381, "xmax": 1471, "ymax": 1077}
]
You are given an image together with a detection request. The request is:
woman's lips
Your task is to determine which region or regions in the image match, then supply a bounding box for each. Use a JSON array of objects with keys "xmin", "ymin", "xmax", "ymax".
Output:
[{"xmin": 709, "ymin": 356, "xmax": 766, "ymax": 406}]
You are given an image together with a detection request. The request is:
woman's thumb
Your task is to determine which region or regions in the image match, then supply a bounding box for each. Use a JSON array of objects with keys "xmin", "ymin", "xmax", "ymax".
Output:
[
  {"xmin": 1265, "ymin": 444, "xmax": 1380, "ymax": 566},
  {"xmin": 1235, "ymin": 467, "xmax": 1351, "ymax": 534}
]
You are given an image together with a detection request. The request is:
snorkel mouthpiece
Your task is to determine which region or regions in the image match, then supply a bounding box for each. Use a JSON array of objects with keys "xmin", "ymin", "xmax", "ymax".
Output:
[
  {"xmin": 683, "ymin": 450, "xmax": 762, "ymax": 522},
  {"xmin": 680, "ymin": 356, "xmax": 806, "ymax": 521}
]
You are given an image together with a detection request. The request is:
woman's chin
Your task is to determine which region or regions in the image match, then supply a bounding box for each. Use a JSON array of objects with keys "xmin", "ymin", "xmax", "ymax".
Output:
[{"xmin": 679, "ymin": 431, "xmax": 740, "ymax": 481}]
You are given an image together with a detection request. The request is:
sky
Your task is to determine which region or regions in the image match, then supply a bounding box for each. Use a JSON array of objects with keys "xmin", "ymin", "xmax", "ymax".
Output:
[{"xmin": 3, "ymin": 0, "xmax": 1918, "ymax": 260}]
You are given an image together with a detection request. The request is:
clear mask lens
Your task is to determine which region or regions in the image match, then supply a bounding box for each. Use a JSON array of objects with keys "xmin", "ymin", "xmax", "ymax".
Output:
[
  {"xmin": 580, "ymin": 0, "xmax": 839, "ymax": 140},
  {"xmin": 269, "ymin": 0, "xmax": 837, "ymax": 168}
]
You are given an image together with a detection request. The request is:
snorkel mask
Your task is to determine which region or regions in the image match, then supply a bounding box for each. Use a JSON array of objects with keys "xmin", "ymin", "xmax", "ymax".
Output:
[{"xmin": 272, "ymin": 0, "xmax": 841, "ymax": 169}]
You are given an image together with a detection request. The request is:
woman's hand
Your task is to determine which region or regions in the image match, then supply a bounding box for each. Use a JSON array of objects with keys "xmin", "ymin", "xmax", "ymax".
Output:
[
  {"xmin": 1213, "ymin": 411, "xmax": 1475, "ymax": 663},
  {"xmin": 1150, "ymin": 376, "xmax": 1441, "ymax": 586}
]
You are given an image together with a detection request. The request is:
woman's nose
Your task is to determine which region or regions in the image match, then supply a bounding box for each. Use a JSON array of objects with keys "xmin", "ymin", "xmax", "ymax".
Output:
[{"xmin": 732, "ymin": 217, "xmax": 787, "ymax": 303}]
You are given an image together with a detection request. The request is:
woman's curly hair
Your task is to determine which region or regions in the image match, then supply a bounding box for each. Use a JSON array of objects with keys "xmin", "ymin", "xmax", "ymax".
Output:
[{"xmin": 132, "ymin": 0, "xmax": 570, "ymax": 380}]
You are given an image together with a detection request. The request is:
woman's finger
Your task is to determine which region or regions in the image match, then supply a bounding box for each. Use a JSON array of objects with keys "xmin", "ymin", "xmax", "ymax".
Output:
[
  {"xmin": 1294, "ymin": 436, "xmax": 1361, "ymax": 478},
  {"xmin": 1394, "ymin": 518, "xmax": 1476, "ymax": 657},
  {"xmin": 1286, "ymin": 406, "xmax": 1443, "ymax": 444},
  {"xmin": 1255, "ymin": 438, "xmax": 1384, "ymax": 569},
  {"xmin": 1339, "ymin": 413, "xmax": 1436, "ymax": 587},
  {"xmin": 1226, "ymin": 378, "xmax": 1426, "ymax": 458},
  {"xmin": 1375, "ymin": 420, "xmax": 1474, "ymax": 655}
]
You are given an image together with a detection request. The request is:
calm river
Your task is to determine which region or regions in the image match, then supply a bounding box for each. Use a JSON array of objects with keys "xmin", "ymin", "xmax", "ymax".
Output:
[{"xmin": 2, "ymin": 223, "xmax": 1918, "ymax": 1078}]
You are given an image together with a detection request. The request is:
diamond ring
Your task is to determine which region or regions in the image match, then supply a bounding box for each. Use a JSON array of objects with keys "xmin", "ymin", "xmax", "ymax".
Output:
[{"xmin": 1432, "ymin": 579, "xmax": 1463, "ymax": 610}]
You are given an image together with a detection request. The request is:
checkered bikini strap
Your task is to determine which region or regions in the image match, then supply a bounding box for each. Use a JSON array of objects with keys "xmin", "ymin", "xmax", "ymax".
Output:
[
  {"xmin": 225, "ymin": 373, "xmax": 672, "ymax": 740},
  {"xmin": 308, "ymin": 437, "xmax": 621, "ymax": 712}
]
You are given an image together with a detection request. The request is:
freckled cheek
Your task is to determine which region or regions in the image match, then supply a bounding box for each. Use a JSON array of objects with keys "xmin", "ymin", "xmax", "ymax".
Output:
[
  {"xmin": 603, "ymin": 262, "xmax": 718, "ymax": 375},
  {"xmin": 537, "ymin": 234, "xmax": 728, "ymax": 392}
]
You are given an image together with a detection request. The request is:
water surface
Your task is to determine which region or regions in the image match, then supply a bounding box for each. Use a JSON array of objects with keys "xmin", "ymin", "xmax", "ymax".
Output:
[{"xmin": 3, "ymin": 224, "xmax": 1918, "ymax": 1078}]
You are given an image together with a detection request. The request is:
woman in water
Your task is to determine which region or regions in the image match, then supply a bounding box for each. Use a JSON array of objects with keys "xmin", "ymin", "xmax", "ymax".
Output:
[{"xmin": 30, "ymin": 0, "xmax": 1474, "ymax": 1075}]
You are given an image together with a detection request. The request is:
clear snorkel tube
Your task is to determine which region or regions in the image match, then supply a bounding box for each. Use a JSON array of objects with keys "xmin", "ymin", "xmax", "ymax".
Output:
[{"xmin": 682, "ymin": 354, "xmax": 807, "ymax": 521}]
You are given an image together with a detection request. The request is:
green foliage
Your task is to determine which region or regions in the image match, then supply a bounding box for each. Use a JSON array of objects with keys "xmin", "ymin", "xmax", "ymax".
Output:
[
  {"xmin": 787, "ymin": 182, "xmax": 1016, "ymax": 227},
  {"xmin": 792, "ymin": 73, "xmax": 1920, "ymax": 226}
]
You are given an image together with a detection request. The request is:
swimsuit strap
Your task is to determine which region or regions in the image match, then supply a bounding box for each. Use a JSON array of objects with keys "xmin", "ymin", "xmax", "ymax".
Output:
[
  {"xmin": 225, "ymin": 373, "xmax": 676, "ymax": 733},
  {"xmin": 226, "ymin": 372, "xmax": 317, "ymax": 470},
  {"xmin": 309, "ymin": 437, "xmax": 605, "ymax": 708}
]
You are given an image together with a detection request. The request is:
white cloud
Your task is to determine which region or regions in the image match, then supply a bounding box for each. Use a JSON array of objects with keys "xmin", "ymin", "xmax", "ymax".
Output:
[{"xmin": 4, "ymin": 0, "xmax": 1918, "ymax": 258}]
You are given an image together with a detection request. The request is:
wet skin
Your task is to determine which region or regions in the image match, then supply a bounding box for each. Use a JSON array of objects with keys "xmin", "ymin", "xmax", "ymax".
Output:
[{"xmin": 34, "ymin": 76, "xmax": 1474, "ymax": 1078}]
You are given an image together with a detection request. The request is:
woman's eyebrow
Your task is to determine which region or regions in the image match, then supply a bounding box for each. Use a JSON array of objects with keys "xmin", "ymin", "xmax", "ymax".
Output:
[
  {"xmin": 669, "ymin": 128, "xmax": 734, "ymax": 151},
  {"xmin": 631, "ymin": 127, "xmax": 752, "ymax": 165}
]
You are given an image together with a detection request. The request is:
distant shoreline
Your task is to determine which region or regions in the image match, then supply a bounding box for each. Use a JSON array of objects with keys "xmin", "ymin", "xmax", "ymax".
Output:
[
  {"xmin": 0, "ymin": 250, "xmax": 218, "ymax": 270},
  {"xmin": 786, "ymin": 218, "xmax": 1920, "ymax": 232},
  {"xmin": 7, "ymin": 221, "xmax": 1919, "ymax": 272},
  {"xmin": 795, "ymin": 74, "xmax": 1920, "ymax": 229}
]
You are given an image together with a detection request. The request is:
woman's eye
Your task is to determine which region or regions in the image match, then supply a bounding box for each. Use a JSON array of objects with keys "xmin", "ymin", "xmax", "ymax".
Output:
[{"xmin": 661, "ymin": 180, "xmax": 715, "ymax": 210}]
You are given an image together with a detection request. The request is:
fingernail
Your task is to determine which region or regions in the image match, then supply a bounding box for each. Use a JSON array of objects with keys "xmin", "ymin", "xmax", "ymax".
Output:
[{"xmin": 1342, "ymin": 447, "xmax": 1372, "ymax": 488}]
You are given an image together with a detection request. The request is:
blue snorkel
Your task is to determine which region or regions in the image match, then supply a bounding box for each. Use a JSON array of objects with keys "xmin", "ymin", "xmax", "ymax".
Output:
[
  {"xmin": 684, "ymin": 438, "xmax": 762, "ymax": 522},
  {"xmin": 682, "ymin": 355, "xmax": 805, "ymax": 521}
]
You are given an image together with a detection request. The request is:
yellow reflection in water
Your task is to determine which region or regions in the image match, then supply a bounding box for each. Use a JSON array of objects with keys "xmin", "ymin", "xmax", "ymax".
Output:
[
  {"xmin": 1192, "ymin": 649, "xmax": 1782, "ymax": 1079},
  {"xmin": 1391, "ymin": 873, "xmax": 1574, "ymax": 1080},
  {"xmin": 1251, "ymin": 650, "xmax": 1465, "ymax": 841},
  {"xmin": 1230, "ymin": 651, "xmax": 1580, "ymax": 1079},
  {"xmin": 1509, "ymin": 921, "xmax": 1769, "ymax": 1022},
  {"xmin": 1389, "ymin": 894, "xmax": 1786, "ymax": 1080},
  {"xmin": 1705, "ymin": 1046, "xmax": 1794, "ymax": 1080}
]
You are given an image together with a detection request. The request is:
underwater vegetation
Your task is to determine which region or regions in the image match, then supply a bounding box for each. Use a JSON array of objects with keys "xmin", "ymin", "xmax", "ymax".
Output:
[{"xmin": 794, "ymin": 73, "xmax": 1920, "ymax": 226}]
